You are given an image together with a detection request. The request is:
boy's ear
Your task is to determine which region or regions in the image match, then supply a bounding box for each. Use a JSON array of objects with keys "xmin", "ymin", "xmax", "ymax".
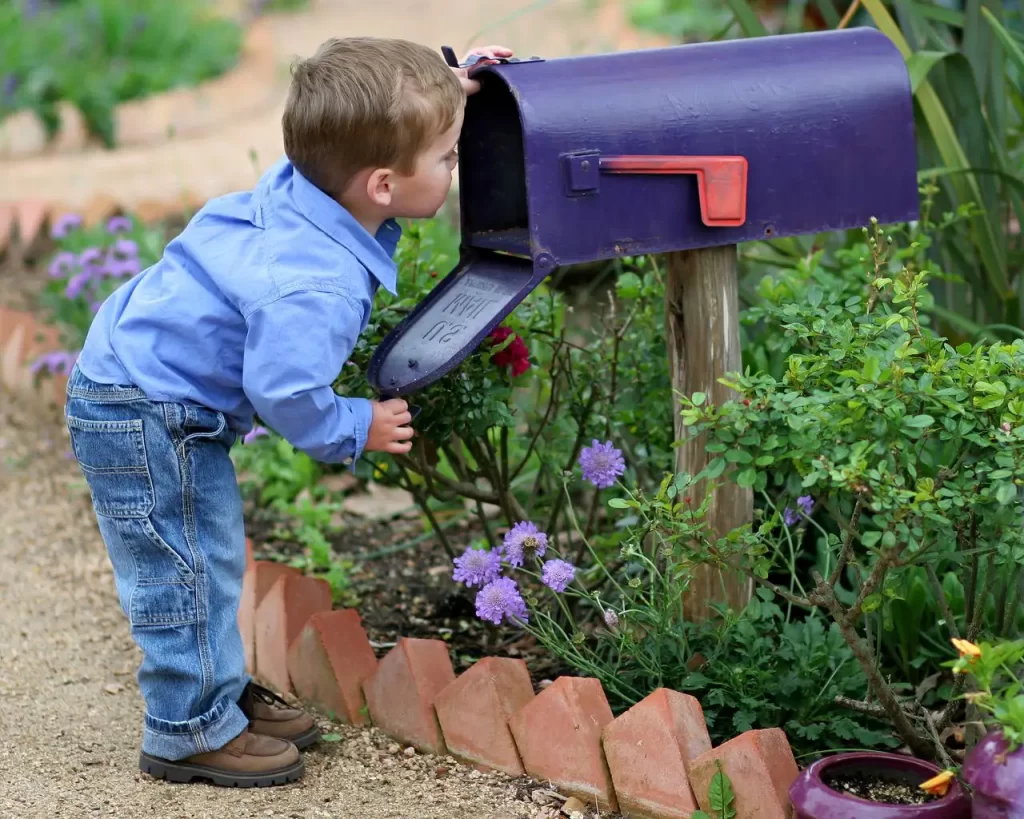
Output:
[{"xmin": 366, "ymin": 168, "xmax": 396, "ymax": 207}]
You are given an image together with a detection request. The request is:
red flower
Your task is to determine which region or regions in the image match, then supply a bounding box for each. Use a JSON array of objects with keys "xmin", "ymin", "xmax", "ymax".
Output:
[{"xmin": 488, "ymin": 326, "xmax": 530, "ymax": 376}]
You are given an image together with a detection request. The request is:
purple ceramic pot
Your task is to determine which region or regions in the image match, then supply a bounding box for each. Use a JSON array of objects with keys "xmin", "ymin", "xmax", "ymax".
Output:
[
  {"xmin": 963, "ymin": 732, "xmax": 1024, "ymax": 818},
  {"xmin": 789, "ymin": 752, "xmax": 971, "ymax": 819}
]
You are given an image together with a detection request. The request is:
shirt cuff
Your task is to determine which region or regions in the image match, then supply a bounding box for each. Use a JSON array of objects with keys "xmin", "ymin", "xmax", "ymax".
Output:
[{"xmin": 349, "ymin": 397, "xmax": 374, "ymax": 468}]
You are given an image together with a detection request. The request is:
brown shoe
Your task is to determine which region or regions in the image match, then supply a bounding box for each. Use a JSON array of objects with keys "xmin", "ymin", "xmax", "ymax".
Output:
[
  {"xmin": 239, "ymin": 682, "xmax": 321, "ymax": 750},
  {"xmin": 139, "ymin": 729, "xmax": 303, "ymax": 787}
]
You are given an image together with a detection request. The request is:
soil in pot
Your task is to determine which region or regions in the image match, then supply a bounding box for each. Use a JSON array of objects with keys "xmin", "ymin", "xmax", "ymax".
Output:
[{"xmin": 822, "ymin": 770, "xmax": 937, "ymax": 806}]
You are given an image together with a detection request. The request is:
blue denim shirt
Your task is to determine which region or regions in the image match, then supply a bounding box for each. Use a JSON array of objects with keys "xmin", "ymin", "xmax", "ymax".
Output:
[{"xmin": 77, "ymin": 157, "xmax": 402, "ymax": 465}]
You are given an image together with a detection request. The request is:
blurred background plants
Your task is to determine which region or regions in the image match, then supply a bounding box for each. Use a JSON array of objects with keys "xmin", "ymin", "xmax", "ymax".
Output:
[{"xmin": 0, "ymin": 0, "xmax": 243, "ymax": 146}]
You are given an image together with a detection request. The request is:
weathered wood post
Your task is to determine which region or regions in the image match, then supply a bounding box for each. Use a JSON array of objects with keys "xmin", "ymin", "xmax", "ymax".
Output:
[{"xmin": 665, "ymin": 246, "xmax": 753, "ymax": 619}]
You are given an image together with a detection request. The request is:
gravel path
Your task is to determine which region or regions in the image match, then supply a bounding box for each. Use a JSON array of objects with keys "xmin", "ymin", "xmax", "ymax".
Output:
[{"xmin": 0, "ymin": 389, "xmax": 564, "ymax": 819}]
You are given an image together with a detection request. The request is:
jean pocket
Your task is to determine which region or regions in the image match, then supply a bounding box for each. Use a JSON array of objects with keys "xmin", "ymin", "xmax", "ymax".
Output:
[
  {"xmin": 67, "ymin": 415, "xmax": 155, "ymax": 519},
  {"xmin": 130, "ymin": 579, "xmax": 198, "ymax": 628}
]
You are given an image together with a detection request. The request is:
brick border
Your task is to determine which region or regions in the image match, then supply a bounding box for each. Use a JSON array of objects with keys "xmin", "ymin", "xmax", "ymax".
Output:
[
  {"xmin": 0, "ymin": 18, "xmax": 277, "ymax": 162},
  {"xmin": 0, "ymin": 306, "xmax": 69, "ymax": 407},
  {"xmin": 239, "ymin": 555, "xmax": 802, "ymax": 817}
]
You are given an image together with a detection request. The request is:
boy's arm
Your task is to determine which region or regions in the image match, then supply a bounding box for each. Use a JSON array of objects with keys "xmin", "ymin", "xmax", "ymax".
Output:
[{"xmin": 242, "ymin": 289, "xmax": 371, "ymax": 465}]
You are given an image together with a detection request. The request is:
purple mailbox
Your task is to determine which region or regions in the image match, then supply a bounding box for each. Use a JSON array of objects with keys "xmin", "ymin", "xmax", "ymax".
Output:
[{"xmin": 368, "ymin": 27, "xmax": 919, "ymax": 396}]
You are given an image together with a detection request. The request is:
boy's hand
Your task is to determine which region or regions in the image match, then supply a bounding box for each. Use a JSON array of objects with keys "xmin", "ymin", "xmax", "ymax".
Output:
[
  {"xmin": 454, "ymin": 45, "xmax": 514, "ymax": 95},
  {"xmin": 366, "ymin": 398, "xmax": 414, "ymax": 454}
]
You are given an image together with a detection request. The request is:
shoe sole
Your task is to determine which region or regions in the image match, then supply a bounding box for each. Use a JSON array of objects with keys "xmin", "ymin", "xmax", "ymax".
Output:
[
  {"xmin": 290, "ymin": 725, "xmax": 321, "ymax": 751},
  {"xmin": 139, "ymin": 752, "xmax": 304, "ymax": 787}
]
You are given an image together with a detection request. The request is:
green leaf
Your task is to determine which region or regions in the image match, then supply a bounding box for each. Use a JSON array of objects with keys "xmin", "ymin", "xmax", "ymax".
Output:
[
  {"xmin": 904, "ymin": 414, "xmax": 936, "ymax": 428},
  {"xmin": 736, "ymin": 468, "xmax": 757, "ymax": 488},
  {"xmin": 907, "ymin": 50, "xmax": 953, "ymax": 92},
  {"xmin": 608, "ymin": 498, "xmax": 631, "ymax": 509},
  {"xmin": 692, "ymin": 392, "xmax": 708, "ymax": 407},
  {"xmin": 862, "ymin": 593, "xmax": 884, "ymax": 614},
  {"xmin": 707, "ymin": 765, "xmax": 737, "ymax": 819},
  {"xmin": 725, "ymin": 0, "xmax": 768, "ymax": 36},
  {"xmin": 996, "ymin": 482, "xmax": 1018, "ymax": 505},
  {"xmin": 321, "ymin": 733, "xmax": 343, "ymax": 742}
]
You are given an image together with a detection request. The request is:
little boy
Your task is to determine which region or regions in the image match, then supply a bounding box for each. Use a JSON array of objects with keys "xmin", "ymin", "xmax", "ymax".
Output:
[{"xmin": 64, "ymin": 37, "xmax": 512, "ymax": 787}]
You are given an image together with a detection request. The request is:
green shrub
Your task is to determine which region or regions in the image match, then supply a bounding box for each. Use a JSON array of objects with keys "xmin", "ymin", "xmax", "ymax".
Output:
[{"xmin": 1, "ymin": 0, "xmax": 243, "ymax": 146}]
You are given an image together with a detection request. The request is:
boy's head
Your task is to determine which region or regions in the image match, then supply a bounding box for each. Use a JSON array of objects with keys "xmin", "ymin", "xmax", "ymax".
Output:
[{"xmin": 283, "ymin": 37, "xmax": 465, "ymax": 223}]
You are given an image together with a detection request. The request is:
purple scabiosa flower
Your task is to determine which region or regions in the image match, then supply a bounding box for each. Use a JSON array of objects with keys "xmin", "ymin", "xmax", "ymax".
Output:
[
  {"xmin": 541, "ymin": 559, "xmax": 576, "ymax": 593},
  {"xmin": 30, "ymin": 350, "xmax": 78, "ymax": 376},
  {"xmin": 783, "ymin": 495, "xmax": 815, "ymax": 527},
  {"xmin": 501, "ymin": 520, "xmax": 548, "ymax": 567},
  {"xmin": 64, "ymin": 270, "xmax": 93, "ymax": 299},
  {"xmin": 106, "ymin": 215, "xmax": 132, "ymax": 234},
  {"xmin": 475, "ymin": 577, "xmax": 529, "ymax": 625},
  {"xmin": 243, "ymin": 425, "xmax": 270, "ymax": 445},
  {"xmin": 112, "ymin": 238, "xmax": 138, "ymax": 258},
  {"xmin": 103, "ymin": 257, "xmax": 141, "ymax": 278},
  {"xmin": 578, "ymin": 439, "xmax": 626, "ymax": 489},
  {"xmin": 47, "ymin": 251, "xmax": 76, "ymax": 278},
  {"xmin": 452, "ymin": 546, "xmax": 503, "ymax": 588},
  {"xmin": 50, "ymin": 212, "xmax": 82, "ymax": 239},
  {"xmin": 78, "ymin": 246, "xmax": 103, "ymax": 267},
  {"xmin": 603, "ymin": 609, "xmax": 619, "ymax": 629}
]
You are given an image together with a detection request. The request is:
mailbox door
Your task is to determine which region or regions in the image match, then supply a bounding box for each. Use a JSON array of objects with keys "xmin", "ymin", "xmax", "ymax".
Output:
[
  {"xmin": 460, "ymin": 27, "xmax": 919, "ymax": 266},
  {"xmin": 367, "ymin": 250, "xmax": 539, "ymax": 396}
]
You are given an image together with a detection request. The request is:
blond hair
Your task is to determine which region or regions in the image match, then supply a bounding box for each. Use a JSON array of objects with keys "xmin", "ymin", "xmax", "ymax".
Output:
[{"xmin": 282, "ymin": 37, "xmax": 464, "ymax": 196}]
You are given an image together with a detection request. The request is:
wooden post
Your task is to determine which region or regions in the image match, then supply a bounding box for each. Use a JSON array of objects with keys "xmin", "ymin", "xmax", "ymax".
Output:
[{"xmin": 664, "ymin": 245, "xmax": 753, "ymax": 621}]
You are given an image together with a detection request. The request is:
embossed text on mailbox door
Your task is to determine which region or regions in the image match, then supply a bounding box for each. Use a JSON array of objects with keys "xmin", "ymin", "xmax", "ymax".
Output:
[{"xmin": 380, "ymin": 266, "xmax": 530, "ymax": 389}]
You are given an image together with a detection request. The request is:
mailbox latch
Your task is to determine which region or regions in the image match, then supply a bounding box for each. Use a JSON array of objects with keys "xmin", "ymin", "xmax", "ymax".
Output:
[{"xmin": 561, "ymin": 151, "xmax": 748, "ymax": 228}]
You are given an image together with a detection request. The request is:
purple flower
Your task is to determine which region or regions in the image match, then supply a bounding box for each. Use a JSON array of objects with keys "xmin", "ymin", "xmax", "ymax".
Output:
[
  {"xmin": 112, "ymin": 238, "xmax": 138, "ymax": 258},
  {"xmin": 475, "ymin": 577, "xmax": 529, "ymax": 625},
  {"xmin": 452, "ymin": 546, "xmax": 502, "ymax": 588},
  {"xmin": 783, "ymin": 495, "xmax": 815, "ymax": 527},
  {"xmin": 578, "ymin": 439, "xmax": 626, "ymax": 489},
  {"xmin": 243, "ymin": 425, "xmax": 270, "ymax": 445},
  {"xmin": 64, "ymin": 270, "xmax": 93, "ymax": 299},
  {"xmin": 603, "ymin": 609, "xmax": 620, "ymax": 629},
  {"xmin": 103, "ymin": 257, "xmax": 141, "ymax": 278},
  {"xmin": 106, "ymin": 216, "xmax": 133, "ymax": 234},
  {"xmin": 501, "ymin": 521, "xmax": 548, "ymax": 567},
  {"xmin": 78, "ymin": 247, "xmax": 103, "ymax": 267},
  {"xmin": 541, "ymin": 559, "xmax": 576, "ymax": 593},
  {"xmin": 47, "ymin": 251, "xmax": 76, "ymax": 278},
  {"xmin": 30, "ymin": 350, "xmax": 78, "ymax": 376},
  {"xmin": 50, "ymin": 213, "xmax": 82, "ymax": 239}
]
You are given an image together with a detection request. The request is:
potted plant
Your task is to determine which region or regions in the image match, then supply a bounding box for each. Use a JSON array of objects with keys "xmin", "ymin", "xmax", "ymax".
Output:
[
  {"xmin": 951, "ymin": 637, "xmax": 1024, "ymax": 818},
  {"xmin": 788, "ymin": 751, "xmax": 971, "ymax": 818}
]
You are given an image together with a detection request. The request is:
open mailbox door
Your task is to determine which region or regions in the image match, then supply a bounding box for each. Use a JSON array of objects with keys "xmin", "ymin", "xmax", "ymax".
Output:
[{"xmin": 366, "ymin": 250, "xmax": 538, "ymax": 396}]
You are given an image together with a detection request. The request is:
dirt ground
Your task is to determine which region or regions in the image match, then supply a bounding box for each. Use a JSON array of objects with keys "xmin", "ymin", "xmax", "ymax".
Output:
[{"xmin": 0, "ymin": 389, "xmax": 587, "ymax": 819}]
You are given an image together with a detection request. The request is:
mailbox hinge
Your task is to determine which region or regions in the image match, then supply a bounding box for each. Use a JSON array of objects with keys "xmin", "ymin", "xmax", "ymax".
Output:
[{"xmin": 561, "ymin": 151, "xmax": 748, "ymax": 228}]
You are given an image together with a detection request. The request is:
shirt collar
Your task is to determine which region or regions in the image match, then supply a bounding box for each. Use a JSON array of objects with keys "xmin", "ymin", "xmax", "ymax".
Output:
[{"xmin": 288, "ymin": 162, "xmax": 402, "ymax": 295}]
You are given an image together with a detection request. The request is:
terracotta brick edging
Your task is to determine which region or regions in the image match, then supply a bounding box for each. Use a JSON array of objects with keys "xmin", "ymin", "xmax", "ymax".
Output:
[
  {"xmin": 0, "ymin": 306, "xmax": 69, "ymax": 407},
  {"xmin": 0, "ymin": 18, "xmax": 278, "ymax": 161},
  {"xmin": 236, "ymin": 555, "xmax": 803, "ymax": 818}
]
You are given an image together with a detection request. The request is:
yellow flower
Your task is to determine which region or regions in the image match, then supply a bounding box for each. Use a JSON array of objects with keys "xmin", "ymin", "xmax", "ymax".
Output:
[
  {"xmin": 919, "ymin": 770, "xmax": 955, "ymax": 797},
  {"xmin": 952, "ymin": 638, "xmax": 982, "ymax": 660}
]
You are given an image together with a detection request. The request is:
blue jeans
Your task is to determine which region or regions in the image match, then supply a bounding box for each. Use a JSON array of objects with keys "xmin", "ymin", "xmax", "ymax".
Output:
[{"xmin": 65, "ymin": 366, "xmax": 250, "ymax": 760}]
